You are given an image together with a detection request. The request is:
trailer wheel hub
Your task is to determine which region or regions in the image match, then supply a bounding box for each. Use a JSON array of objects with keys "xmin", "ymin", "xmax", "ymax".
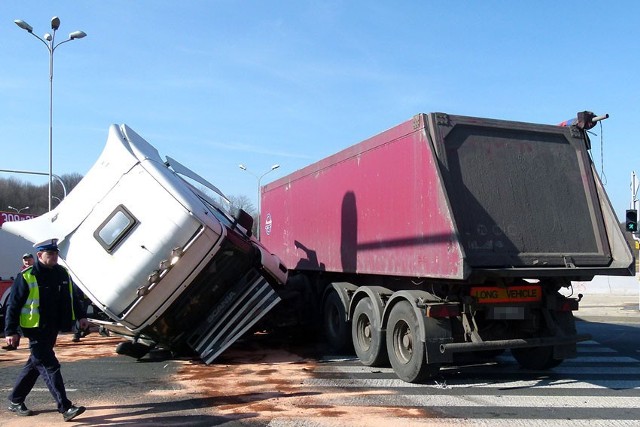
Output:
[
  {"xmin": 363, "ymin": 324, "xmax": 371, "ymax": 339},
  {"xmin": 402, "ymin": 332, "xmax": 412, "ymax": 350},
  {"xmin": 392, "ymin": 320, "xmax": 414, "ymax": 363}
]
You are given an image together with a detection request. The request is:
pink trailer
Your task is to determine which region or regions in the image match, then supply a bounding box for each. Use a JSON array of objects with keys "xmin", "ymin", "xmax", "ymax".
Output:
[
  {"xmin": 262, "ymin": 114, "xmax": 464, "ymax": 279},
  {"xmin": 262, "ymin": 113, "xmax": 629, "ymax": 279},
  {"xmin": 261, "ymin": 112, "xmax": 633, "ymax": 383}
]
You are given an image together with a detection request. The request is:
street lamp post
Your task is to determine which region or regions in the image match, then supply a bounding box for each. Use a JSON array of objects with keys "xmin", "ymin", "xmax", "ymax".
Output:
[
  {"xmin": 239, "ymin": 164, "xmax": 280, "ymax": 240},
  {"xmin": 14, "ymin": 16, "xmax": 86, "ymax": 212},
  {"xmin": 0, "ymin": 169, "xmax": 68, "ymax": 200},
  {"xmin": 7, "ymin": 206, "xmax": 29, "ymax": 214}
]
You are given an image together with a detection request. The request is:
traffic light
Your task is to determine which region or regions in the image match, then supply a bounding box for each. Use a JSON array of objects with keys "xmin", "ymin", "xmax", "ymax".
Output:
[{"xmin": 625, "ymin": 209, "xmax": 638, "ymax": 232}]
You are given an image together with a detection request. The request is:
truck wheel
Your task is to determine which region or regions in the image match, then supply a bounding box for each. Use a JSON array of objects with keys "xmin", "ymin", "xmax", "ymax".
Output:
[
  {"xmin": 512, "ymin": 346, "xmax": 561, "ymax": 370},
  {"xmin": 323, "ymin": 291, "xmax": 352, "ymax": 352},
  {"xmin": 386, "ymin": 301, "xmax": 439, "ymax": 383},
  {"xmin": 512, "ymin": 311, "xmax": 576, "ymax": 370},
  {"xmin": 352, "ymin": 297, "xmax": 388, "ymax": 367}
]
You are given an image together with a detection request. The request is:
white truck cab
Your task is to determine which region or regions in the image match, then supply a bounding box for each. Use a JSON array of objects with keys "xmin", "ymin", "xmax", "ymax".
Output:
[{"xmin": 3, "ymin": 124, "xmax": 287, "ymax": 363}]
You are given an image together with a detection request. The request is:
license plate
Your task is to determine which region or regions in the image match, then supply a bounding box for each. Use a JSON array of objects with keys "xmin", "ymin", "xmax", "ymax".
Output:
[{"xmin": 471, "ymin": 285, "xmax": 542, "ymax": 303}]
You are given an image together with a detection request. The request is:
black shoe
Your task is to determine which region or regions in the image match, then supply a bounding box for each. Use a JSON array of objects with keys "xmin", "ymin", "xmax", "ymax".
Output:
[
  {"xmin": 8, "ymin": 401, "xmax": 33, "ymax": 416},
  {"xmin": 62, "ymin": 405, "xmax": 85, "ymax": 422},
  {"xmin": 72, "ymin": 336, "xmax": 80, "ymax": 343}
]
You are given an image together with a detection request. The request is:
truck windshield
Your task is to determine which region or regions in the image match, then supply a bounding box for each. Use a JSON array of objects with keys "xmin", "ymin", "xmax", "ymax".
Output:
[
  {"xmin": 176, "ymin": 175, "xmax": 236, "ymax": 229},
  {"xmin": 197, "ymin": 195, "xmax": 235, "ymax": 229}
]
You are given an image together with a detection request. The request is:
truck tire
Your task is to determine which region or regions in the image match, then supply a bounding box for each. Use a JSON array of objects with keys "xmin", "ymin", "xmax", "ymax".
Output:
[
  {"xmin": 386, "ymin": 300, "xmax": 439, "ymax": 383},
  {"xmin": 352, "ymin": 297, "xmax": 388, "ymax": 367},
  {"xmin": 323, "ymin": 291, "xmax": 352, "ymax": 352},
  {"xmin": 511, "ymin": 346, "xmax": 562, "ymax": 370},
  {"xmin": 512, "ymin": 311, "xmax": 576, "ymax": 370}
]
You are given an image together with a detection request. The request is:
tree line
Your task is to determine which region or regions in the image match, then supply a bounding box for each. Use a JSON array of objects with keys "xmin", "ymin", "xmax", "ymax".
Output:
[
  {"xmin": 0, "ymin": 174, "xmax": 83, "ymax": 216},
  {"xmin": 0, "ymin": 175, "xmax": 258, "ymax": 232}
]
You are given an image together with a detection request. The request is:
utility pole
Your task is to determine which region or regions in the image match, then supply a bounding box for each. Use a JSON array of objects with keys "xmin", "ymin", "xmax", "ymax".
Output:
[
  {"xmin": 238, "ymin": 164, "xmax": 280, "ymax": 240},
  {"xmin": 632, "ymin": 171, "xmax": 640, "ymax": 309},
  {"xmin": 632, "ymin": 172, "xmax": 638, "ymax": 211},
  {"xmin": 630, "ymin": 172, "xmax": 639, "ymax": 240},
  {"xmin": 15, "ymin": 17, "xmax": 87, "ymax": 211}
]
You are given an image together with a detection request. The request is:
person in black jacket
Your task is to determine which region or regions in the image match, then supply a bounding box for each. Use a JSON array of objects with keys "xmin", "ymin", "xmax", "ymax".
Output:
[
  {"xmin": 4, "ymin": 238, "xmax": 89, "ymax": 422},
  {"xmin": 20, "ymin": 253, "xmax": 34, "ymax": 271}
]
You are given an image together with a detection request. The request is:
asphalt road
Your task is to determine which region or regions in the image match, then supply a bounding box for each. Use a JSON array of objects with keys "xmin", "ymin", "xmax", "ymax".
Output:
[
  {"xmin": 0, "ymin": 307, "xmax": 638, "ymax": 426},
  {"xmin": 0, "ymin": 335, "xmax": 242, "ymax": 426}
]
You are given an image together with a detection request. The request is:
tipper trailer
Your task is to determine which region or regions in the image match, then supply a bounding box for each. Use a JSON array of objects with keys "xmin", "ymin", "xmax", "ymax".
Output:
[
  {"xmin": 3, "ymin": 124, "xmax": 288, "ymax": 363},
  {"xmin": 261, "ymin": 111, "xmax": 634, "ymax": 383}
]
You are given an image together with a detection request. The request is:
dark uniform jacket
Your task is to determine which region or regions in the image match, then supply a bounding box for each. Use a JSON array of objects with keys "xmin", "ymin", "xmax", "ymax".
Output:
[{"xmin": 4, "ymin": 261, "xmax": 86, "ymax": 337}]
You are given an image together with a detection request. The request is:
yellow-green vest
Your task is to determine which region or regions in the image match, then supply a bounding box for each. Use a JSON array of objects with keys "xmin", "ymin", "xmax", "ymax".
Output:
[{"xmin": 19, "ymin": 266, "xmax": 76, "ymax": 328}]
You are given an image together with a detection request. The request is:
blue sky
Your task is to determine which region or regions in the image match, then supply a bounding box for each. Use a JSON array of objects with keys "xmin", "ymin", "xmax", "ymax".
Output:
[{"xmin": 0, "ymin": 1, "xmax": 637, "ymax": 219}]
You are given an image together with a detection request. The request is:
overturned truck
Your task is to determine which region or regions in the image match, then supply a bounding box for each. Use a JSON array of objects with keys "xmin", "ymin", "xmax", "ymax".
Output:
[
  {"xmin": 3, "ymin": 124, "xmax": 288, "ymax": 363},
  {"xmin": 260, "ymin": 111, "xmax": 634, "ymax": 383},
  {"xmin": 4, "ymin": 111, "xmax": 633, "ymax": 383}
]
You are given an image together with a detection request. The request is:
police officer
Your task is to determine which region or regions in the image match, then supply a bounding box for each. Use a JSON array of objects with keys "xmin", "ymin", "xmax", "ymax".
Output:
[{"xmin": 4, "ymin": 238, "xmax": 89, "ymax": 422}]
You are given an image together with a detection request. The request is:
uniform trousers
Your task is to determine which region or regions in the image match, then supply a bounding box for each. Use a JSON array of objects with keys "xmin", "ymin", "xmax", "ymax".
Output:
[{"xmin": 8, "ymin": 326, "xmax": 72, "ymax": 413}]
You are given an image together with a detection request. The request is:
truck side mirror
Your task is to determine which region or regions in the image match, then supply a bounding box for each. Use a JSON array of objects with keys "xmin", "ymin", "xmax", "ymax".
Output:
[{"xmin": 234, "ymin": 209, "xmax": 254, "ymax": 237}]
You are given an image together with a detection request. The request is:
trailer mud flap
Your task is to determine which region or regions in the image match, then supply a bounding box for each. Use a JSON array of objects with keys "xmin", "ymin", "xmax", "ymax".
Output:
[{"xmin": 187, "ymin": 269, "xmax": 281, "ymax": 364}]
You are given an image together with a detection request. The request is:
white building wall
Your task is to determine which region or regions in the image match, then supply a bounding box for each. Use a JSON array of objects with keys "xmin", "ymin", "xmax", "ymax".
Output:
[
  {"xmin": 0, "ymin": 229, "xmax": 33, "ymax": 280},
  {"xmin": 0, "ymin": 212, "xmax": 36, "ymax": 280}
]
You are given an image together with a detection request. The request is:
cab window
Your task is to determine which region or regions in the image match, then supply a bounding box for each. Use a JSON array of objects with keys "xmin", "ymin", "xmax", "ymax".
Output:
[{"xmin": 94, "ymin": 205, "xmax": 138, "ymax": 253}]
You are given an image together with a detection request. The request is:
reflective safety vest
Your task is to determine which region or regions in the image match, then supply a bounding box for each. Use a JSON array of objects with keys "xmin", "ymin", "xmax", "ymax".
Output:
[{"xmin": 19, "ymin": 266, "xmax": 76, "ymax": 328}]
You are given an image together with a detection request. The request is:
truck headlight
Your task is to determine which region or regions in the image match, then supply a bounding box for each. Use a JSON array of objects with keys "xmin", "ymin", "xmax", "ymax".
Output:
[
  {"xmin": 170, "ymin": 247, "xmax": 183, "ymax": 265},
  {"xmin": 148, "ymin": 269, "xmax": 161, "ymax": 285}
]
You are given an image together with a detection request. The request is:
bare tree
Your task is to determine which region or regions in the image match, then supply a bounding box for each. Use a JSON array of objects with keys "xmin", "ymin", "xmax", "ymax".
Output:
[
  {"xmin": 0, "ymin": 173, "xmax": 84, "ymax": 215},
  {"xmin": 226, "ymin": 194, "xmax": 256, "ymax": 216}
]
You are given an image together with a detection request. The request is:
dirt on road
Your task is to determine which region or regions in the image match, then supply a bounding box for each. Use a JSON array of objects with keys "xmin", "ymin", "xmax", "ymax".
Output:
[{"xmin": 1, "ymin": 333, "xmax": 439, "ymax": 426}]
